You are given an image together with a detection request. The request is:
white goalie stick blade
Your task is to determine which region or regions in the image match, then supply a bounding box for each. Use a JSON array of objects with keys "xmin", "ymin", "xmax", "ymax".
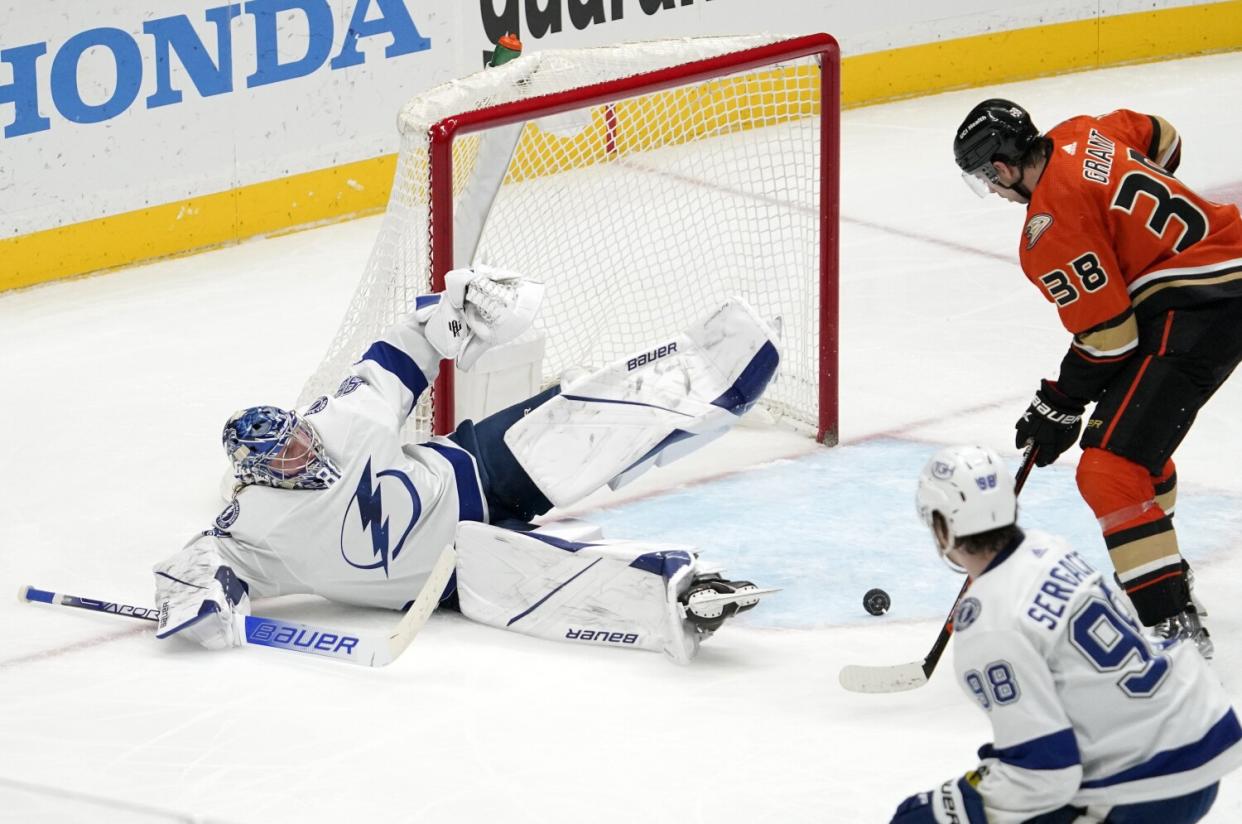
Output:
[
  {"xmin": 379, "ymin": 544, "xmax": 458, "ymax": 664},
  {"xmin": 838, "ymin": 661, "xmax": 929, "ymax": 694},
  {"xmin": 243, "ymin": 544, "xmax": 458, "ymax": 667}
]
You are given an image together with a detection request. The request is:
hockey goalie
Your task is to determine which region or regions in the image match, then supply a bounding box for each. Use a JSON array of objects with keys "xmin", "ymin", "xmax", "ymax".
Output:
[{"xmin": 152, "ymin": 266, "xmax": 780, "ymax": 664}]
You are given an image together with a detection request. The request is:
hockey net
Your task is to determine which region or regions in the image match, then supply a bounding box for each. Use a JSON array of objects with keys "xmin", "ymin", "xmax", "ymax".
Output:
[{"xmin": 300, "ymin": 33, "xmax": 839, "ymax": 443}]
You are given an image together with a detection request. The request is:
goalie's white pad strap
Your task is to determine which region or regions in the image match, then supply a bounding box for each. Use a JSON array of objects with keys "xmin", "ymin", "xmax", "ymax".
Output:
[
  {"xmin": 503, "ymin": 298, "xmax": 779, "ymax": 506},
  {"xmin": 454, "ymin": 521, "xmax": 702, "ymax": 663}
]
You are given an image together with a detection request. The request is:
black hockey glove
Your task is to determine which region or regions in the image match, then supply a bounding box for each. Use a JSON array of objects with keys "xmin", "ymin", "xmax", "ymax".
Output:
[{"xmin": 1014, "ymin": 380, "xmax": 1085, "ymax": 467}]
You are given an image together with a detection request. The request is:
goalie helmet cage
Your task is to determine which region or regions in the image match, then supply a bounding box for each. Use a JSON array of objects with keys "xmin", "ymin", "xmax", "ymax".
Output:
[{"xmin": 300, "ymin": 33, "xmax": 840, "ymax": 444}]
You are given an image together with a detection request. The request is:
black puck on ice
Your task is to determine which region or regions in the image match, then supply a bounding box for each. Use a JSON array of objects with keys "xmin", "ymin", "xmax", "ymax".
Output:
[{"xmin": 863, "ymin": 588, "xmax": 891, "ymax": 616}]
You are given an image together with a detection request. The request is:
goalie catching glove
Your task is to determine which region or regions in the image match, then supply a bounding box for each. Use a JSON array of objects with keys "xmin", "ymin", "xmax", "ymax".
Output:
[
  {"xmin": 153, "ymin": 542, "xmax": 251, "ymax": 650},
  {"xmin": 421, "ymin": 265, "xmax": 545, "ymax": 371}
]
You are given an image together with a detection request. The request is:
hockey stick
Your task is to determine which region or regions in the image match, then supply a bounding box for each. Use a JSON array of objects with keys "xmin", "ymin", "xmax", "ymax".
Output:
[
  {"xmin": 20, "ymin": 544, "xmax": 457, "ymax": 668},
  {"xmin": 838, "ymin": 446, "xmax": 1038, "ymax": 694}
]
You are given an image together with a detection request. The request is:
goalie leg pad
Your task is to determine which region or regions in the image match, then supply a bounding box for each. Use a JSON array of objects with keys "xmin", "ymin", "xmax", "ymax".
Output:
[
  {"xmin": 503, "ymin": 298, "xmax": 780, "ymax": 506},
  {"xmin": 454, "ymin": 521, "xmax": 704, "ymax": 663}
]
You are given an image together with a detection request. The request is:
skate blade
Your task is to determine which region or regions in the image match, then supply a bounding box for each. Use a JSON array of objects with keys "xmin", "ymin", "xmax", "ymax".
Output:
[{"xmin": 687, "ymin": 586, "xmax": 781, "ymax": 607}]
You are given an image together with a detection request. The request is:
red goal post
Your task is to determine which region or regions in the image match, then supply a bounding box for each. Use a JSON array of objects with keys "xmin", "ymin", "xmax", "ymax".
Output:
[{"xmin": 301, "ymin": 33, "xmax": 840, "ymax": 444}]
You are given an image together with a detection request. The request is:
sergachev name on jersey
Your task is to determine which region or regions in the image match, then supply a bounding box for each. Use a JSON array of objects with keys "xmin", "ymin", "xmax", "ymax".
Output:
[
  {"xmin": 248, "ymin": 621, "xmax": 360, "ymax": 655},
  {"xmin": 565, "ymin": 628, "xmax": 639, "ymax": 645},
  {"xmin": 0, "ymin": 0, "xmax": 431, "ymax": 139},
  {"xmin": 1082, "ymin": 128, "xmax": 1117, "ymax": 185},
  {"xmin": 1026, "ymin": 550, "xmax": 1096, "ymax": 630},
  {"xmin": 627, "ymin": 342, "xmax": 677, "ymax": 371}
]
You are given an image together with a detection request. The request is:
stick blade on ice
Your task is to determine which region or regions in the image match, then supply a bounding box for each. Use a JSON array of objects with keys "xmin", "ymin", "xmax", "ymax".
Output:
[{"xmin": 838, "ymin": 661, "xmax": 929, "ymax": 693}]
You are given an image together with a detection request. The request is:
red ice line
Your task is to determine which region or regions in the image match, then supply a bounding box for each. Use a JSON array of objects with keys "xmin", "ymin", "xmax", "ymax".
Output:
[{"xmin": 0, "ymin": 625, "xmax": 148, "ymax": 669}]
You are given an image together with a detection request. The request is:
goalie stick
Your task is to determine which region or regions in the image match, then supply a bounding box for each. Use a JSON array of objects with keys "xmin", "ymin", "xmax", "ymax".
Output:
[
  {"xmin": 838, "ymin": 446, "xmax": 1037, "ymax": 694},
  {"xmin": 20, "ymin": 544, "xmax": 457, "ymax": 668}
]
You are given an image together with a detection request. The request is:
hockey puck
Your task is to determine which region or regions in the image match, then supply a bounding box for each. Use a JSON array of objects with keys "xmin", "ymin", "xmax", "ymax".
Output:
[{"xmin": 863, "ymin": 588, "xmax": 891, "ymax": 616}]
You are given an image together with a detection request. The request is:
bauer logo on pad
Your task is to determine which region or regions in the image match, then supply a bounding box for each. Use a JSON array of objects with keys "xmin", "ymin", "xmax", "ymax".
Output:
[{"xmin": 627, "ymin": 342, "xmax": 678, "ymax": 371}]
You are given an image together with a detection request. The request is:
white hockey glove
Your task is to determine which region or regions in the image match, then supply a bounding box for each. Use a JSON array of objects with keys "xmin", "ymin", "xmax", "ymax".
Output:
[
  {"xmin": 422, "ymin": 265, "xmax": 545, "ymax": 371},
  {"xmin": 154, "ymin": 554, "xmax": 251, "ymax": 651}
]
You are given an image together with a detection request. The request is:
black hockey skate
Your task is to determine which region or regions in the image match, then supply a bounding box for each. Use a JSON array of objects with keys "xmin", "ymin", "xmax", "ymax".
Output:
[{"xmin": 679, "ymin": 576, "xmax": 777, "ymax": 633}]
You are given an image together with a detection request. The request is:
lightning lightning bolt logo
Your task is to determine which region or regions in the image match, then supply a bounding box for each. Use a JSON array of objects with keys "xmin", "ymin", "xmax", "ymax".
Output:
[
  {"xmin": 354, "ymin": 458, "xmax": 392, "ymax": 576},
  {"xmin": 341, "ymin": 458, "xmax": 421, "ymax": 577}
]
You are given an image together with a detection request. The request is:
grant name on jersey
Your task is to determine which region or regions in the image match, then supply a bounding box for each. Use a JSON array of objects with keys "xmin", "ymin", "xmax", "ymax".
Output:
[
  {"xmin": 1026, "ymin": 550, "xmax": 1096, "ymax": 630},
  {"xmin": 1082, "ymin": 129, "xmax": 1116, "ymax": 184}
]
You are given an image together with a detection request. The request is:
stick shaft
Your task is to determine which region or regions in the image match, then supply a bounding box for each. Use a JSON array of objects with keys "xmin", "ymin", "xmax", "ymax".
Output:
[
  {"xmin": 840, "ymin": 446, "xmax": 1039, "ymax": 693},
  {"xmin": 20, "ymin": 545, "xmax": 456, "ymax": 668}
]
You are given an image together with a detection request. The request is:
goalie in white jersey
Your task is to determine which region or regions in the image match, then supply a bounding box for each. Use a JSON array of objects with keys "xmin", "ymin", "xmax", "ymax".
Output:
[
  {"xmin": 890, "ymin": 445, "xmax": 1242, "ymax": 824},
  {"xmin": 153, "ymin": 265, "xmax": 780, "ymax": 663}
]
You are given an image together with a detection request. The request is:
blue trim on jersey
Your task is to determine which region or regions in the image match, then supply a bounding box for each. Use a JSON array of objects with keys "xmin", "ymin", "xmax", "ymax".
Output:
[
  {"xmin": 414, "ymin": 294, "xmax": 440, "ymax": 310},
  {"xmin": 1081, "ymin": 709, "xmax": 1242, "ymax": 789},
  {"xmin": 423, "ymin": 442, "xmax": 486, "ymax": 523},
  {"xmin": 978, "ymin": 727, "xmax": 1081, "ymax": 771},
  {"xmin": 359, "ymin": 340, "xmax": 428, "ymax": 414},
  {"xmin": 710, "ymin": 341, "xmax": 779, "ymax": 414},
  {"xmin": 507, "ymin": 558, "xmax": 603, "ymax": 626},
  {"xmin": 981, "ymin": 529, "xmax": 1027, "ymax": 575},
  {"xmin": 629, "ymin": 550, "xmax": 693, "ymax": 580}
]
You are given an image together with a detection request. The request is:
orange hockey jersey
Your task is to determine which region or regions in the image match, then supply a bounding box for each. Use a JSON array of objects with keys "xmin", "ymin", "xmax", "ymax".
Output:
[{"xmin": 1019, "ymin": 109, "xmax": 1242, "ymax": 402}]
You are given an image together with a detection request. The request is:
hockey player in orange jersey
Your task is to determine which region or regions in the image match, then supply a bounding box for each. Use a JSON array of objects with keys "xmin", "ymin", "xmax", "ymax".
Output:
[{"xmin": 952, "ymin": 99, "xmax": 1242, "ymax": 657}]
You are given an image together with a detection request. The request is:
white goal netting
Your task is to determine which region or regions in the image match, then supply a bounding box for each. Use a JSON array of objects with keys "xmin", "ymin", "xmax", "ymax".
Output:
[{"xmin": 300, "ymin": 34, "xmax": 832, "ymax": 441}]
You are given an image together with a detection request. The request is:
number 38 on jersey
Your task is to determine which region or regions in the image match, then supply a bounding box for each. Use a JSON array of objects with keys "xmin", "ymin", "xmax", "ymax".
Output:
[{"xmin": 1038, "ymin": 252, "xmax": 1109, "ymax": 306}]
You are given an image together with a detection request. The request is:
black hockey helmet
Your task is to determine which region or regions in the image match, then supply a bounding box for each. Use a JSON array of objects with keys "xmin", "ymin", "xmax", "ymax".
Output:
[{"xmin": 953, "ymin": 99, "xmax": 1039, "ymax": 193}]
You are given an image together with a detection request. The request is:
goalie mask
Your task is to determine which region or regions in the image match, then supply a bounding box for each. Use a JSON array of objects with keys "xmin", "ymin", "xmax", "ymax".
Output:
[
  {"xmin": 915, "ymin": 445, "xmax": 1016, "ymax": 569},
  {"xmin": 222, "ymin": 406, "xmax": 340, "ymax": 490}
]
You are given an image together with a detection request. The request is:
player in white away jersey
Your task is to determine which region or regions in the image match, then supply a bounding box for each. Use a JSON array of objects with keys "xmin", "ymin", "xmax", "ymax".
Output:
[
  {"xmin": 890, "ymin": 445, "xmax": 1242, "ymax": 824},
  {"xmin": 153, "ymin": 266, "xmax": 780, "ymax": 663}
]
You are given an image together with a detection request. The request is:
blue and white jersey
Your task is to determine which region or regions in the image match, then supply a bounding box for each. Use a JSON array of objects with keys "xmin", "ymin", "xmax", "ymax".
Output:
[
  {"xmin": 182, "ymin": 310, "xmax": 486, "ymax": 610},
  {"xmin": 951, "ymin": 529, "xmax": 1242, "ymax": 821}
]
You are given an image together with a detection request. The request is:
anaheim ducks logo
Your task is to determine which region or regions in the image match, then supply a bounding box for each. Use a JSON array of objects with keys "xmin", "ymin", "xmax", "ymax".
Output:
[{"xmin": 1024, "ymin": 213, "xmax": 1053, "ymax": 250}]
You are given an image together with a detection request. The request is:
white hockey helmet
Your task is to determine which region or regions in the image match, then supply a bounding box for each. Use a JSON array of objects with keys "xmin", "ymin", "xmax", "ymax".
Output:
[{"xmin": 916, "ymin": 445, "xmax": 1016, "ymax": 553}]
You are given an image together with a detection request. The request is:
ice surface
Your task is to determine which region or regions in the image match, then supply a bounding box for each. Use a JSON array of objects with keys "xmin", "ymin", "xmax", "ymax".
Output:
[{"xmin": 3, "ymin": 51, "xmax": 1242, "ymax": 823}]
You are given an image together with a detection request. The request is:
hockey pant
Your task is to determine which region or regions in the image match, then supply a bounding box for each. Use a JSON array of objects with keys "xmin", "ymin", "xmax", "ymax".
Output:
[
  {"xmin": 503, "ymin": 298, "xmax": 780, "ymax": 507},
  {"xmin": 1077, "ymin": 300, "xmax": 1242, "ymax": 625},
  {"xmin": 453, "ymin": 520, "xmax": 709, "ymax": 663}
]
